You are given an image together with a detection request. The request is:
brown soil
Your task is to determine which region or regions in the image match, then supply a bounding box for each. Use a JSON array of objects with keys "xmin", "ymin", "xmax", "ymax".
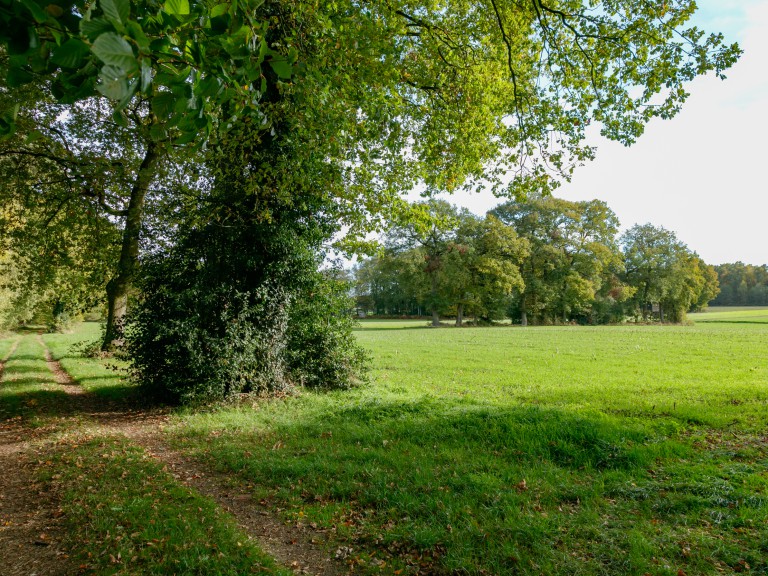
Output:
[{"xmin": 0, "ymin": 338, "xmax": 346, "ymax": 576}]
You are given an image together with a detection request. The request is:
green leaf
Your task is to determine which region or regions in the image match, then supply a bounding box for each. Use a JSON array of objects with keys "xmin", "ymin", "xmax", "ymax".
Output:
[
  {"xmin": 195, "ymin": 75, "xmax": 221, "ymax": 99},
  {"xmin": 112, "ymin": 110, "xmax": 128, "ymax": 127},
  {"xmin": 149, "ymin": 123, "xmax": 168, "ymax": 142},
  {"xmin": 268, "ymin": 58, "xmax": 292, "ymax": 80},
  {"xmin": 91, "ymin": 32, "xmax": 137, "ymax": 72},
  {"xmin": 80, "ymin": 17, "xmax": 114, "ymax": 41},
  {"xmin": 212, "ymin": 3, "xmax": 231, "ymax": 18},
  {"xmin": 126, "ymin": 21, "xmax": 150, "ymax": 53},
  {"xmin": 6, "ymin": 67, "xmax": 34, "ymax": 88},
  {"xmin": 116, "ymin": 79, "xmax": 138, "ymax": 108},
  {"xmin": 96, "ymin": 66, "xmax": 129, "ymax": 100},
  {"xmin": 163, "ymin": 0, "xmax": 190, "ymax": 16},
  {"xmin": 19, "ymin": 0, "xmax": 49, "ymax": 24},
  {"xmin": 25, "ymin": 130, "xmax": 44, "ymax": 144},
  {"xmin": 100, "ymin": 0, "xmax": 130, "ymax": 26},
  {"xmin": 50, "ymin": 39, "xmax": 91, "ymax": 69},
  {"xmin": 152, "ymin": 92, "xmax": 176, "ymax": 117},
  {"xmin": 140, "ymin": 59, "xmax": 152, "ymax": 93}
]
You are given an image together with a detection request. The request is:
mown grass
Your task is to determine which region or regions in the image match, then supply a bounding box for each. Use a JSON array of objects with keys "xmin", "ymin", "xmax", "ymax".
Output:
[
  {"xmin": 0, "ymin": 334, "xmax": 16, "ymax": 360},
  {"xmin": 690, "ymin": 306, "xmax": 768, "ymax": 324},
  {"xmin": 41, "ymin": 322, "xmax": 136, "ymax": 402},
  {"xmin": 169, "ymin": 319, "xmax": 768, "ymax": 575},
  {"xmin": 42, "ymin": 435, "xmax": 289, "ymax": 576},
  {"xmin": 0, "ymin": 333, "xmax": 73, "ymax": 426}
]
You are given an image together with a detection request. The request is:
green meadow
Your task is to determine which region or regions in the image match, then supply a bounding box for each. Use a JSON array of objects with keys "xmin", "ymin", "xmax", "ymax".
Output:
[
  {"xmin": 170, "ymin": 316, "xmax": 768, "ymax": 575},
  {"xmin": 1, "ymin": 315, "xmax": 767, "ymax": 575}
]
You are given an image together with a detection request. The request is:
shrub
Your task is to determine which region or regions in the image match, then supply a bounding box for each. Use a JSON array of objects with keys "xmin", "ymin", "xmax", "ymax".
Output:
[{"xmin": 127, "ymin": 210, "xmax": 368, "ymax": 405}]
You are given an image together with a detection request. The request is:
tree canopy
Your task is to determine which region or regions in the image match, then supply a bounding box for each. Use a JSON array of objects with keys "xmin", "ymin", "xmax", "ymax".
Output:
[
  {"xmin": 355, "ymin": 200, "xmax": 719, "ymax": 325},
  {"xmin": 2, "ymin": 0, "xmax": 741, "ymax": 200}
]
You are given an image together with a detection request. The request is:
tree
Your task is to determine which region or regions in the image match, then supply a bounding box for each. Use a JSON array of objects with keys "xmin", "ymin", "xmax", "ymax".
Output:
[
  {"xmin": 354, "ymin": 251, "xmax": 428, "ymax": 316},
  {"xmin": 3, "ymin": 0, "xmax": 741, "ymax": 208},
  {"xmin": 443, "ymin": 214, "xmax": 528, "ymax": 325},
  {"xmin": 711, "ymin": 263, "xmax": 768, "ymax": 306},
  {"xmin": 492, "ymin": 196, "xmax": 624, "ymax": 325},
  {"xmin": 385, "ymin": 200, "xmax": 462, "ymax": 326},
  {"xmin": 620, "ymin": 223, "xmax": 718, "ymax": 322}
]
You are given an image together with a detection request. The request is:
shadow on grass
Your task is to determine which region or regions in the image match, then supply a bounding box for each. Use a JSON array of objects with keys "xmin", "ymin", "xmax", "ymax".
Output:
[
  {"xmin": 176, "ymin": 397, "xmax": 768, "ymax": 575},
  {"xmin": 175, "ymin": 399, "xmax": 706, "ymax": 574},
  {"xmin": 1, "ymin": 376, "xmax": 149, "ymax": 424},
  {"xmin": 353, "ymin": 325, "xmax": 436, "ymax": 332}
]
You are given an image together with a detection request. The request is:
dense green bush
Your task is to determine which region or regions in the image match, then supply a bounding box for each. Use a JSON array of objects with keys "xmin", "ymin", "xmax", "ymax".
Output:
[{"xmin": 127, "ymin": 206, "xmax": 367, "ymax": 405}]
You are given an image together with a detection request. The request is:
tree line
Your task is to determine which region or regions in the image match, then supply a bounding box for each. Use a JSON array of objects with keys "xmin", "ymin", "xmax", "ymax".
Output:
[
  {"xmin": 354, "ymin": 197, "xmax": 719, "ymax": 325},
  {"xmin": 710, "ymin": 263, "xmax": 768, "ymax": 306}
]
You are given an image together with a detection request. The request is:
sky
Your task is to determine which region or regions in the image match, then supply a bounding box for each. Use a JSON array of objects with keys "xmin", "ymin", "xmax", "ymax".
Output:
[{"xmin": 435, "ymin": 0, "xmax": 768, "ymax": 266}]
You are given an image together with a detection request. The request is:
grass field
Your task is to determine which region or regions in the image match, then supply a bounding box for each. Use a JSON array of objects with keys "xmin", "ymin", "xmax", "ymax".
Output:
[
  {"xmin": 2, "ymin": 315, "xmax": 767, "ymax": 575},
  {"xmin": 689, "ymin": 306, "xmax": 768, "ymax": 324},
  {"xmin": 169, "ymin": 315, "xmax": 768, "ymax": 575}
]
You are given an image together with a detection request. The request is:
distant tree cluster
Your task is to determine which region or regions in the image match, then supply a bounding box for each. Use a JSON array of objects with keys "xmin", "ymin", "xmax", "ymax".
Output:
[
  {"xmin": 354, "ymin": 198, "xmax": 719, "ymax": 325},
  {"xmin": 710, "ymin": 263, "xmax": 768, "ymax": 306}
]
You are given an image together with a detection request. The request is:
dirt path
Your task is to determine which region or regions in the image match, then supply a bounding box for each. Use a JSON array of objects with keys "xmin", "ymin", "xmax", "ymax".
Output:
[
  {"xmin": 117, "ymin": 426, "xmax": 344, "ymax": 576},
  {"xmin": 1, "ymin": 337, "xmax": 345, "ymax": 576}
]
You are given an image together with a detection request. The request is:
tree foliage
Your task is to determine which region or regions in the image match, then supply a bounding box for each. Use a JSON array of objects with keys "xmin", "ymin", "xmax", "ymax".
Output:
[
  {"xmin": 492, "ymin": 196, "xmax": 625, "ymax": 324},
  {"xmin": 128, "ymin": 183, "xmax": 368, "ymax": 404},
  {"xmin": 711, "ymin": 263, "xmax": 768, "ymax": 306},
  {"xmin": 357, "ymin": 201, "xmax": 718, "ymax": 325},
  {"xmin": 619, "ymin": 223, "xmax": 718, "ymax": 322},
  {"xmin": 2, "ymin": 0, "xmax": 741, "ymax": 198}
]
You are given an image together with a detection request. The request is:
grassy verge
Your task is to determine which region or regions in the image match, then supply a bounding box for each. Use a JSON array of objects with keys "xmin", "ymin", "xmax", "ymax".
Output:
[
  {"xmin": 0, "ymin": 333, "xmax": 16, "ymax": 360},
  {"xmin": 42, "ymin": 323, "xmax": 136, "ymax": 402},
  {"xmin": 0, "ymin": 333, "xmax": 73, "ymax": 426},
  {"xmin": 1, "ymin": 326, "xmax": 286, "ymax": 575},
  {"xmin": 169, "ymin": 321, "xmax": 768, "ymax": 575},
  {"xmin": 42, "ymin": 435, "xmax": 289, "ymax": 575}
]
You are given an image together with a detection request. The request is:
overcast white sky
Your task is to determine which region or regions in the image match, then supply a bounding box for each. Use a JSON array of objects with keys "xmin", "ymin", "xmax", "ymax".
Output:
[{"xmin": 440, "ymin": 0, "xmax": 768, "ymax": 265}]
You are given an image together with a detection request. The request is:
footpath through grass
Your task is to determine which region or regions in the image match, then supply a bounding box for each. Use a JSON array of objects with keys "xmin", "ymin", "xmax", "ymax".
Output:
[
  {"xmin": 0, "ymin": 332, "xmax": 72, "ymax": 428},
  {"xmin": 170, "ymin": 318, "xmax": 768, "ymax": 575},
  {"xmin": 0, "ymin": 330, "xmax": 288, "ymax": 576}
]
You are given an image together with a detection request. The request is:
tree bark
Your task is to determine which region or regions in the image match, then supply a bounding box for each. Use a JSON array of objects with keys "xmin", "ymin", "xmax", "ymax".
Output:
[
  {"xmin": 520, "ymin": 298, "xmax": 528, "ymax": 327},
  {"xmin": 429, "ymin": 271, "xmax": 440, "ymax": 327},
  {"xmin": 102, "ymin": 142, "xmax": 160, "ymax": 350},
  {"xmin": 456, "ymin": 303, "xmax": 464, "ymax": 327}
]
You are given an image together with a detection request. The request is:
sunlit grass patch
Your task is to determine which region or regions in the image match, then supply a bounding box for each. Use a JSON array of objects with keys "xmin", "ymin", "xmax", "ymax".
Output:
[
  {"xmin": 690, "ymin": 307, "xmax": 768, "ymax": 324},
  {"xmin": 0, "ymin": 334, "xmax": 71, "ymax": 424},
  {"xmin": 42, "ymin": 323, "xmax": 135, "ymax": 402},
  {"xmin": 0, "ymin": 334, "xmax": 17, "ymax": 359}
]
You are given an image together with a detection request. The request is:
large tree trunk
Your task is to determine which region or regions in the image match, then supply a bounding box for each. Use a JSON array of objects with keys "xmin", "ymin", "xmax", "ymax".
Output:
[
  {"xmin": 429, "ymin": 272, "xmax": 440, "ymax": 327},
  {"xmin": 456, "ymin": 303, "xmax": 464, "ymax": 327},
  {"xmin": 102, "ymin": 142, "xmax": 160, "ymax": 350},
  {"xmin": 520, "ymin": 297, "xmax": 528, "ymax": 327}
]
